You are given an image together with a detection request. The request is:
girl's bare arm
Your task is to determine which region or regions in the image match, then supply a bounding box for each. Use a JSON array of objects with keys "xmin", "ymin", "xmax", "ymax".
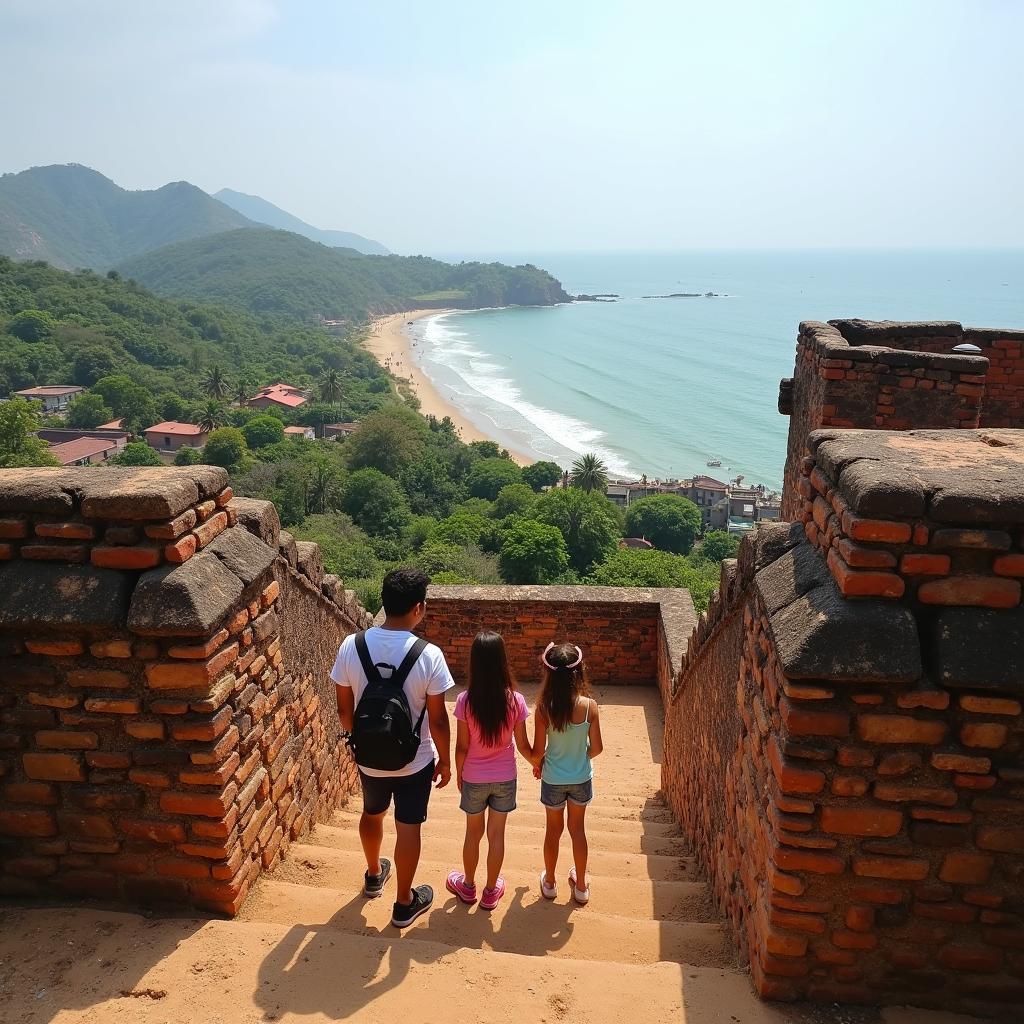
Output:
[
  {"xmin": 513, "ymin": 719, "xmax": 534, "ymax": 762},
  {"xmin": 587, "ymin": 700, "xmax": 603, "ymax": 759},
  {"xmin": 455, "ymin": 719, "xmax": 470, "ymax": 790}
]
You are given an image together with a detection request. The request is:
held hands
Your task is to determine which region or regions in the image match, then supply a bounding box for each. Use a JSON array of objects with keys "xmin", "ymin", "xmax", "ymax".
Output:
[
  {"xmin": 532, "ymin": 755, "xmax": 544, "ymax": 780},
  {"xmin": 433, "ymin": 760, "xmax": 451, "ymax": 789}
]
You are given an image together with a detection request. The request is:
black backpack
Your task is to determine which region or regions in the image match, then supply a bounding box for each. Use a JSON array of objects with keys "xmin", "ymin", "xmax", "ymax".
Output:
[{"xmin": 351, "ymin": 631, "xmax": 428, "ymax": 771}]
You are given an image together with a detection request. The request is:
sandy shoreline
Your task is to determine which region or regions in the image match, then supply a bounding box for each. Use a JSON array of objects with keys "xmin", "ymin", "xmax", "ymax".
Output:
[{"xmin": 364, "ymin": 309, "xmax": 534, "ymax": 466}]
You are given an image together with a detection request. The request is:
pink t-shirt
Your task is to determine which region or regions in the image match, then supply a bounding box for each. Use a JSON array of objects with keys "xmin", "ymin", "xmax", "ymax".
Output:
[{"xmin": 454, "ymin": 689, "xmax": 529, "ymax": 784}]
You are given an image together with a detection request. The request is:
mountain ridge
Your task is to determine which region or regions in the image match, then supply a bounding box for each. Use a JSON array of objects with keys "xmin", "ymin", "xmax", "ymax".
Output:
[{"xmin": 214, "ymin": 188, "xmax": 388, "ymax": 255}]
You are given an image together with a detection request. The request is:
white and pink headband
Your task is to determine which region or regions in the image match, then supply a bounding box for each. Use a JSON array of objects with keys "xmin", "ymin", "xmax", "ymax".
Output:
[{"xmin": 540, "ymin": 642, "xmax": 583, "ymax": 670}]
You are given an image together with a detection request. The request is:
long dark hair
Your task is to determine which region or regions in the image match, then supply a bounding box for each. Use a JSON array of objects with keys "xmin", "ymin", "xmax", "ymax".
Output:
[
  {"xmin": 538, "ymin": 642, "xmax": 589, "ymax": 732},
  {"xmin": 467, "ymin": 631, "xmax": 516, "ymax": 747}
]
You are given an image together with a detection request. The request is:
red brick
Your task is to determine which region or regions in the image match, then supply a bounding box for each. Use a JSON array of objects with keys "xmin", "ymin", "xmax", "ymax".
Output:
[
  {"xmin": 89, "ymin": 640, "xmax": 133, "ymax": 658},
  {"xmin": 156, "ymin": 857, "xmax": 210, "ymax": 879},
  {"xmin": 994, "ymin": 554, "xmax": 1024, "ymax": 577},
  {"xmin": 837, "ymin": 746, "xmax": 874, "ymax": 768},
  {"xmin": 851, "ymin": 884, "xmax": 906, "ymax": 906},
  {"xmin": 821, "ymin": 807, "xmax": 903, "ymax": 837},
  {"xmin": 4, "ymin": 781, "xmax": 58, "ymax": 805},
  {"xmin": 127, "ymin": 768, "xmax": 172, "ymax": 788},
  {"xmin": 83, "ymin": 697, "xmax": 141, "ymax": 715},
  {"xmin": 122, "ymin": 819, "xmax": 187, "ymax": 844},
  {"xmin": 769, "ymin": 737, "xmax": 825, "ymax": 795},
  {"xmin": 931, "ymin": 752, "xmax": 991, "ymax": 774},
  {"xmin": 0, "ymin": 542, "xmax": 14, "ymax": 559},
  {"xmin": 874, "ymin": 782, "xmax": 957, "ymax": 806},
  {"xmin": 976, "ymin": 826, "xmax": 1024, "ymax": 854},
  {"xmin": 215, "ymin": 487, "xmax": 234, "ymax": 508},
  {"xmin": 90, "ymin": 546, "xmax": 162, "ymax": 569},
  {"xmin": 856, "ymin": 715, "xmax": 947, "ymax": 745},
  {"xmin": 167, "ymin": 630, "xmax": 230, "ymax": 660},
  {"xmin": 22, "ymin": 544, "xmax": 87, "ymax": 562},
  {"xmin": 773, "ymin": 845, "xmax": 845, "ymax": 876},
  {"xmin": 145, "ymin": 643, "xmax": 239, "ymax": 690},
  {"xmin": 832, "ymin": 929, "xmax": 877, "ymax": 950},
  {"xmin": 911, "ymin": 807, "xmax": 972, "ymax": 824},
  {"xmin": 34, "ymin": 730, "xmax": 98, "ymax": 750},
  {"xmin": 0, "ymin": 518, "xmax": 28, "ymax": 539},
  {"xmin": 124, "ymin": 720, "xmax": 165, "ymax": 740},
  {"xmin": 170, "ymin": 706, "xmax": 232, "ymax": 743},
  {"xmin": 67, "ymin": 669, "xmax": 131, "ymax": 689},
  {"xmin": 918, "ymin": 576, "xmax": 1020, "ymax": 608},
  {"xmin": 845, "ymin": 906, "xmax": 874, "ymax": 932},
  {"xmin": 899, "ymin": 553, "xmax": 950, "ymax": 576},
  {"xmin": 827, "ymin": 549, "xmax": 904, "ymax": 598},
  {"xmin": 780, "ymin": 698, "xmax": 849, "ymax": 738},
  {"xmin": 939, "ymin": 852, "xmax": 994, "ymax": 885},
  {"xmin": 189, "ymin": 725, "xmax": 239, "ymax": 766},
  {"xmin": 0, "ymin": 809, "xmax": 57, "ymax": 837},
  {"xmin": 35, "ymin": 522, "xmax": 95, "ymax": 540},
  {"xmin": 852, "ymin": 857, "xmax": 930, "ymax": 881},
  {"xmin": 226, "ymin": 608, "xmax": 249, "ymax": 634},
  {"xmin": 261, "ymin": 580, "xmax": 280, "ymax": 608},
  {"xmin": 831, "ymin": 775, "xmax": 868, "ymax": 797},
  {"xmin": 160, "ymin": 784, "xmax": 238, "ymax": 818},
  {"xmin": 845, "ymin": 517, "xmax": 913, "ymax": 544},
  {"xmin": 835, "ymin": 538, "xmax": 896, "ymax": 569},
  {"xmin": 144, "ymin": 509, "xmax": 198, "ymax": 540},
  {"xmin": 896, "ymin": 688, "xmax": 950, "ymax": 711},
  {"xmin": 960, "ymin": 695, "xmax": 1021, "ymax": 716},
  {"xmin": 961, "ymin": 722, "xmax": 1009, "ymax": 748},
  {"xmin": 180, "ymin": 751, "xmax": 240, "ymax": 787},
  {"xmin": 193, "ymin": 511, "xmax": 228, "ymax": 548},
  {"xmin": 165, "ymin": 534, "xmax": 198, "ymax": 563},
  {"xmin": 877, "ymin": 751, "xmax": 922, "ymax": 776},
  {"xmin": 26, "ymin": 692, "xmax": 78, "ymax": 711},
  {"xmin": 24, "ymin": 639, "xmax": 85, "ymax": 656},
  {"xmin": 936, "ymin": 945, "xmax": 1002, "ymax": 973},
  {"xmin": 22, "ymin": 752, "xmax": 86, "ymax": 781}
]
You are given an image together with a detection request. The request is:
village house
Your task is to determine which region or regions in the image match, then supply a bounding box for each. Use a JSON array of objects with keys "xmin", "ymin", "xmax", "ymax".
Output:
[
  {"xmin": 324, "ymin": 421, "xmax": 359, "ymax": 439},
  {"xmin": 246, "ymin": 382, "xmax": 308, "ymax": 412},
  {"xmin": 13, "ymin": 385, "xmax": 84, "ymax": 412},
  {"xmin": 35, "ymin": 426, "xmax": 129, "ymax": 461},
  {"xmin": 143, "ymin": 421, "xmax": 209, "ymax": 454},
  {"xmin": 283, "ymin": 425, "xmax": 316, "ymax": 440},
  {"xmin": 45, "ymin": 436, "xmax": 119, "ymax": 466}
]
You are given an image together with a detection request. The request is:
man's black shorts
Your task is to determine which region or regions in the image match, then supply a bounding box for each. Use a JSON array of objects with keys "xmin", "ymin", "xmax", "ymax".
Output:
[{"xmin": 358, "ymin": 761, "xmax": 434, "ymax": 824}]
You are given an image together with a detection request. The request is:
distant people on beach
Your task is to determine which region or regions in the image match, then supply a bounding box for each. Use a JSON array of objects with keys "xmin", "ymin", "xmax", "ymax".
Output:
[{"xmin": 335, "ymin": 573, "xmax": 603, "ymax": 924}]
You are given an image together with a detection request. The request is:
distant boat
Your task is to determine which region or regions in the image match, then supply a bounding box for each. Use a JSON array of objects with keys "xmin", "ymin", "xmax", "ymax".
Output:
[{"xmin": 707, "ymin": 459, "xmax": 722, "ymax": 467}]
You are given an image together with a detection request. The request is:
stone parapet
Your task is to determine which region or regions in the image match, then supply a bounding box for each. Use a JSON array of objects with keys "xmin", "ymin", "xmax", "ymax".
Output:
[
  {"xmin": 0, "ymin": 468, "xmax": 369, "ymax": 914},
  {"xmin": 418, "ymin": 584, "xmax": 696, "ymax": 688}
]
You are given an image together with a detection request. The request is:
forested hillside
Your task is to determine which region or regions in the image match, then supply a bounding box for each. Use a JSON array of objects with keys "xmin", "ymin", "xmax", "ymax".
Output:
[
  {"xmin": 119, "ymin": 228, "xmax": 570, "ymax": 320},
  {"xmin": 0, "ymin": 164, "xmax": 253, "ymax": 270},
  {"xmin": 0, "ymin": 256, "xmax": 390, "ymax": 426}
]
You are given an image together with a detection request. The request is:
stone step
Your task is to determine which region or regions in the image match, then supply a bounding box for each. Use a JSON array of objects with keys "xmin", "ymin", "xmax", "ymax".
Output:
[
  {"xmin": 278, "ymin": 844, "xmax": 716, "ymax": 922},
  {"xmin": 8, "ymin": 907, "xmax": 802, "ymax": 1024},
  {"xmin": 305, "ymin": 825, "xmax": 698, "ymax": 882},
  {"xmin": 330, "ymin": 808, "xmax": 688, "ymax": 857},
  {"xmin": 240, "ymin": 877, "xmax": 732, "ymax": 968}
]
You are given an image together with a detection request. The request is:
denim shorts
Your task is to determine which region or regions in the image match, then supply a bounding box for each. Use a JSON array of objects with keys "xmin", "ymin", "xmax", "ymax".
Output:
[
  {"xmin": 460, "ymin": 779, "xmax": 517, "ymax": 814},
  {"xmin": 540, "ymin": 779, "xmax": 594, "ymax": 809}
]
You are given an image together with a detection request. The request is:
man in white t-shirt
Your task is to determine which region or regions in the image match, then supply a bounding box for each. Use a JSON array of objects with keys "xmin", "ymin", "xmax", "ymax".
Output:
[{"xmin": 333, "ymin": 568, "xmax": 453, "ymax": 928}]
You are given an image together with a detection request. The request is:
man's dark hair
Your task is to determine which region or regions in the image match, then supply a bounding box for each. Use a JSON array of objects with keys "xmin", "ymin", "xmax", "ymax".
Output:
[{"xmin": 381, "ymin": 567, "xmax": 430, "ymax": 617}]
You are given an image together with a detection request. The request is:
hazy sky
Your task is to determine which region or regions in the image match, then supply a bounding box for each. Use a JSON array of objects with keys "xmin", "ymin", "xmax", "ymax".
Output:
[{"xmin": 3, "ymin": 0, "xmax": 1022, "ymax": 253}]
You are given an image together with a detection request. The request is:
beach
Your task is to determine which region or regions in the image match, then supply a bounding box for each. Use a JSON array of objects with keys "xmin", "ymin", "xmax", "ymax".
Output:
[{"xmin": 364, "ymin": 310, "xmax": 534, "ymax": 466}]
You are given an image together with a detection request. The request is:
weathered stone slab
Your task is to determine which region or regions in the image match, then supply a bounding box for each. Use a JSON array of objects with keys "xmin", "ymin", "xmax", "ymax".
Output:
[
  {"xmin": 205, "ymin": 527, "xmax": 277, "ymax": 587},
  {"xmin": 755, "ymin": 542, "xmax": 831, "ymax": 617},
  {"xmin": 228, "ymin": 497, "xmax": 281, "ymax": 547},
  {"xmin": 932, "ymin": 607, "xmax": 1024, "ymax": 693},
  {"xmin": 79, "ymin": 468, "xmax": 228, "ymax": 521},
  {"xmin": 0, "ymin": 469, "xmax": 78, "ymax": 515},
  {"xmin": 295, "ymin": 542, "xmax": 324, "ymax": 586},
  {"xmin": 128, "ymin": 553, "xmax": 243, "ymax": 636},
  {"xmin": 0, "ymin": 562, "xmax": 133, "ymax": 631},
  {"xmin": 278, "ymin": 530, "xmax": 298, "ymax": 568}
]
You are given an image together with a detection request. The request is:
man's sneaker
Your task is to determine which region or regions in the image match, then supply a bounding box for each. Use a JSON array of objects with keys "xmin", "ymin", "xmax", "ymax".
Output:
[
  {"xmin": 391, "ymin": 885, "xmax": 433, "ymax": 928},
  {"xmin": 364, "ymin": 858, "xmax": 392, "ymax": 898}
]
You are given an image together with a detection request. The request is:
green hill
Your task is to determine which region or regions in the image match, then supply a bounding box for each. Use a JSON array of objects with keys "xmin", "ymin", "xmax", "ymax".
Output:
[
  {"xmin": 118, "ymin": 228, "xmax": 570, "ymax": 320},
  {"xmin": 0, "ymin": 164, "xmax": 255, "ymax": 271},
  {"xmin": 214, "ymin": 188, "xmax": 389, "ymax": 255}
]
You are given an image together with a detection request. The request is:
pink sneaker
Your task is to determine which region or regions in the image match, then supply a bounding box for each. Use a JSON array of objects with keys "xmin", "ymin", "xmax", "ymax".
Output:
[
  {"xmin": 446, "ymin": 870, "xmax": 478, "ymax": 905},
  {"xmin": 480, "ymin": 878, "xmax": 505, "ymax": 911}
]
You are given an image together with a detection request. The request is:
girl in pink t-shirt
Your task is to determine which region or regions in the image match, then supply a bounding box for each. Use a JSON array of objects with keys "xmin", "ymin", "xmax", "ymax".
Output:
[{"xmin": 447, "ymin": 631, "xmax": 535, "ymax": 910}]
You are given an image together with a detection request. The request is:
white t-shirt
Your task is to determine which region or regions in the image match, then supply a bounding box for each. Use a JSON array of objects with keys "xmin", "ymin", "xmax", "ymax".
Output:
[{"xmin": 331, "ymin": 627, "xmax": 455, "ymax": 778}]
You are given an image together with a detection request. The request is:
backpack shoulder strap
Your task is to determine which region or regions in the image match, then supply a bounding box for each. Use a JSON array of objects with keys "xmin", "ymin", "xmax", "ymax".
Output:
[
  {"xmin": 353, "ymin": 631, "xmax": 384, "ymax": 687},
  {"xmin": 390, "ymin": 638, "xmax": 429, "ymax": 690}
]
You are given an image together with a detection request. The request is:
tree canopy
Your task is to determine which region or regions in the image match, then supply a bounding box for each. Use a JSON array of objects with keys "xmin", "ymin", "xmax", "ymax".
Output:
[
  {"xmin": 625, "ymin": 494, "xmax": 702, "ymax": 555},
  {"xmin": 532, "ymin": 487, "xmax": 621, "ymax": 572}
]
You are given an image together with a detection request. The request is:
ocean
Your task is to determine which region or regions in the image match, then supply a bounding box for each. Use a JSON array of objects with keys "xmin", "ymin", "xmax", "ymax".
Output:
[{"xmin": 411, "ymin": 250, "xmax": 1024, "ymax": 491}]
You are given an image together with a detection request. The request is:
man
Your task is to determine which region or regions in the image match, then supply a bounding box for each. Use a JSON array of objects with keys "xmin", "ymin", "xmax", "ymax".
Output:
[{"xmin": 333, "ymin": 567, "xmax": 453, "ymax": 928}]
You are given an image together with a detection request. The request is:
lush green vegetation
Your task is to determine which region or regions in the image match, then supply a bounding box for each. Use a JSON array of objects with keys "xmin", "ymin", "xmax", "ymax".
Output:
[
  {"xmin": 118, "ymin": 228, "xmax": 570, "ymax": 321},
  {"xmin": 0, "ymin": 164, "xmax": 251, "ymax": 270}
]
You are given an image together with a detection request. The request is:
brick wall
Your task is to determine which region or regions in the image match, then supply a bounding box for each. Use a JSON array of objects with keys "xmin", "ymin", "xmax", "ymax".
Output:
[
  {"xmin": 664, "ymin": 432, "xmax": 1024, "ymax": 1016},
  {"xmin": 780, "ymin": 321, "xmax": 992, "ymax": 520},
  {"xmin": 0, "ymin": 468, "xmax": 371, "ymax": 913},
  {"xmin": 417, "ymin": 584, "xmax": 695, "ymax": 689}
]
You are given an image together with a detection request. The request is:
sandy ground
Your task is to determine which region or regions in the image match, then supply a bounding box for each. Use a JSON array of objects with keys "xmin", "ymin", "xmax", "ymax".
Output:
[
  {"xmin": 0, "ymin": 686, "xmax": 990, "ymax": 1024},
  {"xmin": 364, "ymin": 310, "xmax": 533, "ymax": 466}
]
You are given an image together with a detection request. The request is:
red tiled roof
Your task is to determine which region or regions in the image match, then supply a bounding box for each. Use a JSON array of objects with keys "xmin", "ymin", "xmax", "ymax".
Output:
[
  {"xmin": 15, "ymin": 386, "xmax": 83, "ymax": 397},
  {"xmin": 144, "ymin": 421, "xmax": 206, "ymax": 436},
  {"xmin": 283, "ymin": 426, "xmax": 311, "ymax": 435},
  {"xmin": 691, "ymin": 475, "xmax": 729, "ymax": 489},
  {"xmin": 250, "ymin": 386, "xmax": 307, "ymax": 408},
  {"xmin": 47, "ymin": 437, "xmax": 117, "ymax": 465},
  {"xmin": 96, "ymin": 419, "xmax": 124, "ymax": 430}
]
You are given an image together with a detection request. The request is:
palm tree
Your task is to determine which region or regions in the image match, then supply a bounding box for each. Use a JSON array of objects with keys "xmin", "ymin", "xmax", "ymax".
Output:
[
  {"xmin": 196, "ymin": 400, "xmax": 229, "ymax": 433},
  {"xmin": 202, "ymin": 365, "xmax": 230, "ymax": 400},
  {"xmin": 319, "ymin": 368, "xmax": 343, "ymax": 405},
  {"xmin": 570, "ymin": 453, "xmax": 609, "ymax": 494},
  {"xmin": 233, "ymin": 379, "xmax": 250, "ymax": 407}
]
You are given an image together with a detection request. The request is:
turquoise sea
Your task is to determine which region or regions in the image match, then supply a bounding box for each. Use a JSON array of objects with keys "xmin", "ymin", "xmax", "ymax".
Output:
[{"xmin": 412, "ymin": 251, "xmax": 1024, "ymax": 491}]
